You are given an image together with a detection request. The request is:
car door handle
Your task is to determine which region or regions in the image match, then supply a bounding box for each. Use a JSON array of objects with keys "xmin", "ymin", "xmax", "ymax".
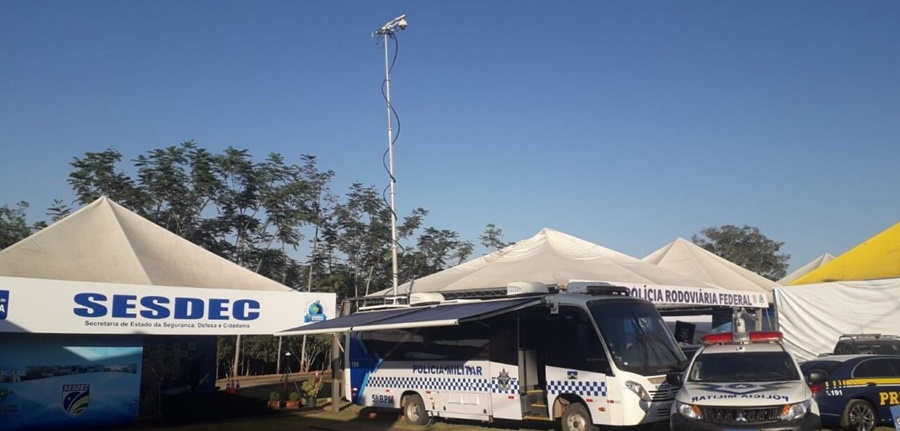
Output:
[{"xmin": 866, "ymin": 382, "xmax": 876, "ymax": 387}]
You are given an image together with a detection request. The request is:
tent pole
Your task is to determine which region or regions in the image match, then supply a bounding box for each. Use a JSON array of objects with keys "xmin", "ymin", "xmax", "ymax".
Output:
[{"xmin": 232, "ymin": 334, "xmax": 241, "ymax": 379}]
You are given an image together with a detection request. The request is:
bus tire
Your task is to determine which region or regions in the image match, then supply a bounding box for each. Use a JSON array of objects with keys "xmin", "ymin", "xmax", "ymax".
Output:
[
  {"xmin": 561, "ymin": 402, "xmax": 597, "ymax": 431},
  {"xmin": 403, "ymin": 394, "xmax": 432, "ymax": 426}
]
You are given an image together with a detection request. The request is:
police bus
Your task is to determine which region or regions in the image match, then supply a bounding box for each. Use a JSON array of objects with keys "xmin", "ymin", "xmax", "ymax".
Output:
[{"xmin": 285, "ymin": 281, "xmax": 689, "ymax": 431}]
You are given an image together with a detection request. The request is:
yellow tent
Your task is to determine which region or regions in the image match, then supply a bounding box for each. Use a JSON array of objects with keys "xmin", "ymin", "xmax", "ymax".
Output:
[{"xmin": 791, "ymin": 222, "xmax": 900, "ymax": 285}]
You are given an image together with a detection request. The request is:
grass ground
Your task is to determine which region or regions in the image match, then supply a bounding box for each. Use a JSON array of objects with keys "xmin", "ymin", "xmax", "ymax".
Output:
[
  {"xmin": 109, "ymin": 378, "xmax": 893, "ymax": 431},
  {"xmin": 111, "ymin": 379, "xmax": 556, "ymax": 431}
]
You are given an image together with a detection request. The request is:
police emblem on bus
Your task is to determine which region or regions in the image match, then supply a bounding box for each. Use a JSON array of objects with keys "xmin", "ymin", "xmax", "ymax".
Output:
[
  {"xmin": 497, "ymin": 369, "xmax": 511, "ymax": 391},
  {"xmin": 0, "ymin": 290, "xmax": 9, "ymax": 320},
  {"xmin": 62, "ymin": 384, "xmax": 90, "ymax": 416},
  {"xmin": 567, "ymin": 370, "xmax": 578, "ymax": 380}
]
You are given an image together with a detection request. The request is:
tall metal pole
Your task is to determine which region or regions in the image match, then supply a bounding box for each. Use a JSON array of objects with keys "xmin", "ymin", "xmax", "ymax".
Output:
[{"xmin": 383, "ymin": 31, "xmax": 400, "ymax": 300}]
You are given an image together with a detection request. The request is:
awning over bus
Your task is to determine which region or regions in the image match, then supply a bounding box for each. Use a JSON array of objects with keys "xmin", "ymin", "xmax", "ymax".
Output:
[{"xmin": 276, "ymin": 297, "xmax": 541, "ymax": 336}]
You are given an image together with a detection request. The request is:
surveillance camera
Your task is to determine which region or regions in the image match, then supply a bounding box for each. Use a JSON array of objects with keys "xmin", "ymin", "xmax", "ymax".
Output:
[{"xmin": 397, "ymin": 18, "xmax": 408, "ymax": 30}]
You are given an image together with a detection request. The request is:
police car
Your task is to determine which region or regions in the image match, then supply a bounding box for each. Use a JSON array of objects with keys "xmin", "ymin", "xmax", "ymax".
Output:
[
  {"xmin": 668, "ymin": 330, "xmax": 823, "ymax": 431},
  {"xmin": 800, "ymin": 354, "xmax": 900, "ymax": 431}
]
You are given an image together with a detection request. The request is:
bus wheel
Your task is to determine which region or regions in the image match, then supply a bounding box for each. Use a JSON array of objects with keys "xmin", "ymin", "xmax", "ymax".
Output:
[
  {"xmin": 403, "ymin": 394, "xmax": 433, "ymax": 426},
  {"xmin": 561, "ymin": 403, "xmax": 597, "ymax": 431}
]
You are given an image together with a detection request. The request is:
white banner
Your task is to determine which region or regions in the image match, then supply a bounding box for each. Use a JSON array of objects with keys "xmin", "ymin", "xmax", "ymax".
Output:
[
  {"xmin": 568, "ymin": 280, "xmax": 769, "ymax": 309},
  {"xmin": 0, "ymin": 276, "xmax": 336, "ymax": 335}
]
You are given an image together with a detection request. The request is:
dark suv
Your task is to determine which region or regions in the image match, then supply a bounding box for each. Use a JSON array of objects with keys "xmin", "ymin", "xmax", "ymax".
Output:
[{"xmin": 832, "ymin": 334, "xmax": 900, "ymax": 355}]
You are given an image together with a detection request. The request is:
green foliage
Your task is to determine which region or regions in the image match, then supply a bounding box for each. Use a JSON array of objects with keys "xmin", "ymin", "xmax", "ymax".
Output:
[
  {"xmin": 5, "ymin": 142, "xmax": 505, "ymax": 376},
  {"xmin": 301, "ymin": 375, "xmax": 324, "ymax": 398},
  {"xmin": 269, "ymin": 391, "xmax": 282, "ymax": 401},
  {"xmin": 288, "ymin": 391, "xmax": 301, "ymax": 401},
  {"xmin": 479, "ymin": 223, "xmax": 509, "ymax": 251},
  {"xmin": 692, "ymin": 224, "xmax": 790, "ymax": 281},
  {"xmin": 0, "ymin": 202, "xmax": 32, "ymax": 250}
]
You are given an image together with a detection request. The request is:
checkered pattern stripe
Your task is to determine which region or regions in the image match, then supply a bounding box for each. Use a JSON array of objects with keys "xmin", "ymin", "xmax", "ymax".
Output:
[
  {"xmin": 491, "ymin": 377, "xmax": 520, "ymax": 394},
  {"xmin": 368, "ymin": 376, "xmax": 492, "ymax": 392},
  {"xmin": 367, "ymin": 375, "xmax": 521, "ymax": 394},
  {"xmin": 547, "ymin": 380, "xmax": 607, "ymax": 397}
]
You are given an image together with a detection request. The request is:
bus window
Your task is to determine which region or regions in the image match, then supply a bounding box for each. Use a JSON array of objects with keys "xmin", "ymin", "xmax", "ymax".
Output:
[{"xmin": 590, "ymin": 300, "xmax": 684, "ymax": 376}]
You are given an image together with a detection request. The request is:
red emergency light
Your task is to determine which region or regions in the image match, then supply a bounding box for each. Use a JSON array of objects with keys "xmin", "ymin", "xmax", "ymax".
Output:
[{"xmin": 701, "ymin": 331, "xmax": 783, "ymax": 345}]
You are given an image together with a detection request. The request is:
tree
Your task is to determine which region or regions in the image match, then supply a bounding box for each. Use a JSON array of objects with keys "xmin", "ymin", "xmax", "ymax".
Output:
[
  {"xmin": 0, "ymin": 202, "xmax": 33, "ymax": 250},
  {"xmin": 69, "ymin": 149, "xmax": 144, "ymax": 208},
  {"xmin": 54, "ymin": 142, "xmax": 495, "ymax": 376},
  {"xmin": 479, "ymin": 223, "xmax": 509, "ymax": 252},
  {"xmin": 691, "ymin": 225, "xmax": 790, "ymax": 281}
]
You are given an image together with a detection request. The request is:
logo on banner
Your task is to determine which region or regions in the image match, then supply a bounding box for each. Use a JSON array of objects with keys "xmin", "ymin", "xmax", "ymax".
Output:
[
  {"xmin": 304, "ymin": 300, "xmax": 327, "ymax": 323},
  {"xmin": 0, "ymin": 290, "xmax": 8, "ymax": 320},
  {"xmin": 567, "ymin": 370, "xmax": 579, "ymax": 380},
  {"xmin": 62, "ymin": 384, "xmax": 90, "ymax": 416}
]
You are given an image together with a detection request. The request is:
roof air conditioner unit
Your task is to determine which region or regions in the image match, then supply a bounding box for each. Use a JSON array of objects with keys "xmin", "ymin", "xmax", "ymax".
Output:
[
  {"xmin": 409, "ymin": 292, "xmax": 445, "ymax": 306},
  {"xmin": 507, "ymin": 281, "xmax": 549, "ymax": 296}
]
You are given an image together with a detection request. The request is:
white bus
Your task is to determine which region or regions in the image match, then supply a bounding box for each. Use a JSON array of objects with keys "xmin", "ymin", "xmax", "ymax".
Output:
[{"xmin": 291, "ymin": 283, "xmax": 687, "ymax": 431}]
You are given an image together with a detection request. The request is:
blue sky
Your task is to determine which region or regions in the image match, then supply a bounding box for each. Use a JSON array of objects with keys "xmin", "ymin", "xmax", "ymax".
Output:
[{"xmin": 2, "ymin": 1, "xmax": 898, "ymax": 272}]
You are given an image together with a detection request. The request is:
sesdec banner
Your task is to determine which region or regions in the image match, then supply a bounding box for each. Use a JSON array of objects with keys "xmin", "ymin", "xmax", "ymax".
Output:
[{"xmin": 0, "ymin": 276, "xmax": 336, "ymax": 335}]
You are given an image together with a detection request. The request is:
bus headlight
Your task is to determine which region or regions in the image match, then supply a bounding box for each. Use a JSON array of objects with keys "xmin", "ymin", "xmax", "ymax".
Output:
[
  {"xmin": 624, "ymin": 380, "xmax": 652, "ymax": 402},
  {"xmin": 674, "ymin": 400, "xmax": 702, "ymax": 420},
  {"xmin": 779, "ymin": 400, "xmax": 811, "ymax": 421}
]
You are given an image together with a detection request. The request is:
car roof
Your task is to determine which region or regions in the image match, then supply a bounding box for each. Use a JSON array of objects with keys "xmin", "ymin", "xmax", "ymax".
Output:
[
  {"xmin": 803, "ymin": 354, "xmax": 900, "ymax": 364},
  {"xmin": 839, "ymin": 333, "xmax": 900, "ymax": 340}
]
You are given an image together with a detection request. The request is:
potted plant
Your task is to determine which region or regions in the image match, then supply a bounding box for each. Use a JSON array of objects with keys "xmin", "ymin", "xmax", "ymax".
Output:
[
  {"xmin": 267, "ymin": 391, "xmax": 283, "ymax": 410},
  {"xmin": 284, "ymin": 391, "xmax": 301, "ymax": 409},
  {"xmin": 301, "ymin": 373, "xmax": 324, "ymax": 408}
]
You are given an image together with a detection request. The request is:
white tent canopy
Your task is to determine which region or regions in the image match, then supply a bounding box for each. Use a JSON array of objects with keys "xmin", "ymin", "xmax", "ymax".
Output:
[
  {"xmin": 0, "ymin": 197, "xmax": 291, "ymax": 291},
  {"xmin": 372, "ymin": 228, "xmax": 720, "ymax": 297},
  {"xmin": 0, "ymin": 197, "xmax": 337, "ymax": 336},
  {"xmin": 775, "ymin": 279, "xmax": 900, "ymax": 361},
  {"xmin": 776, "ymin": 253, "xmax": 835, "ymax": 286},
  {"xmin": 643, "ymin": 237, "xmax": 778, "ymax": 303}
]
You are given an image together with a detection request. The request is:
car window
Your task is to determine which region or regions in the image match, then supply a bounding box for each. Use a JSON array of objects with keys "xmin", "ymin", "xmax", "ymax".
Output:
[
  {"xmin": 834, "ymin": 341, "xmax": 849, "ymax": 355},
  {"xmin": 689, "ymin": 352, "xmax": 800, "ymax": 383},
  {"xmin": 853, "ymin": 358, "xmax": 895, "ymax": 378},
  {"xmin": 870, "ymin": 341, "xmax": 900, "ymax": 355},
  {"xmin": 888, "ymin": 359, "xmax": 900, "ymax": 376},
  {"xmin": 800, "ymin": 361, "xmax": 842, "ymax": 378}
]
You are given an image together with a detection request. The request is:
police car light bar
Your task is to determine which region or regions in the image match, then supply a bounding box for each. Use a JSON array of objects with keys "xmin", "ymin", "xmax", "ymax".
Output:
[
  {"xmin": 701, "ymin": 331, "xmax": 783, "ymax": 345},
  {"xmin": 748, "ymin": 331, "xmax": 783, "ymax": 343}
]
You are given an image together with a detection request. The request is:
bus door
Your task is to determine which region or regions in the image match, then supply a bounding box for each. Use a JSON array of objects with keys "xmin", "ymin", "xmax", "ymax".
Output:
[
  {"xmin": 486, "ymin": 312, "xmax": 523, "ymax": 420},
  {"xmin": 544, "ymin": 305, "xmax": 613, "ymax": 425},
  {"xmin": 517, "ymin": 307, "xmax": 550, "ymax": 419},
  {"xmin": 417, "ymin": 325, "xmax": 492, "ymax": 418}
]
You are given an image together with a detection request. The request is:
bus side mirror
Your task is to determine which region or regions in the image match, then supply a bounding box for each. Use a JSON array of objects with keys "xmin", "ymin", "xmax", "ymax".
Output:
[{"xmin": 666, "ymin": 372, "xmax": 683, "ymax": 386}]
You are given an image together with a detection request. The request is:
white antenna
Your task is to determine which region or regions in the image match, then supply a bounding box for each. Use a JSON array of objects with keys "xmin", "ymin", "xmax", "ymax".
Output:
[{"xmin": 374, "ymin": 14, "xmax": 408, "ymax": 301}]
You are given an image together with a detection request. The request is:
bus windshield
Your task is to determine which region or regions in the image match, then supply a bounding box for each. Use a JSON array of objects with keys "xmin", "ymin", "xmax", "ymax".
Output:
[{"xmin": 589, "ymin": 300, "xmax": 686, "ymax": 376}]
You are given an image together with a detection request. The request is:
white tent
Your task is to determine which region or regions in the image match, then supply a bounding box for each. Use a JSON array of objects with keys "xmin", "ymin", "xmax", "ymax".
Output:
[
  {"xmin": 774, "ymin": 279, "xmax": 900, "ymax": 361},
  {"xmin": 776, "ymin": 253, "xmax": 835, "ymax": 286},
  {"xmin": 372, "ymin": 228, "xmax": 720, "ymax": 296},
  {"xmin": 0, "ymin": 196, "xmax": 291, "ymax": 291},
  {"xmin": 642, "ymin": 237, "xmax": 778, "ymax": 303},
  {"xmin": 0, "ymin": 197, "xmax": 336, "ymax": 335}
]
